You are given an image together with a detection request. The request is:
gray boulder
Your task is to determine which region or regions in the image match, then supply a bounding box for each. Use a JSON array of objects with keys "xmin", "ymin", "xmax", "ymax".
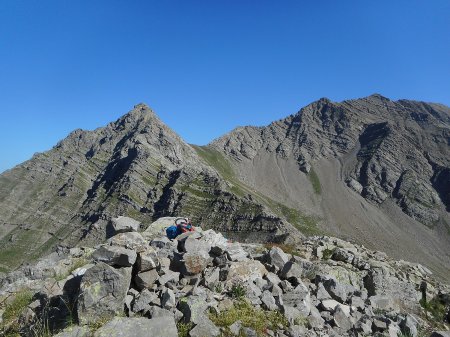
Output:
[
  {"xmin": 182, "ymin": 251, "xmax": 209, "ymax": 276},
  {"xmin": 178, "ymin": 294, "xmax": 210, "ymax": 324},
  {"xmin": 261, "ymin": 290, "xmax": 279, "ymax": 311},
  {"xmin": 282, "ymin": 281, "xmax": 311, "ymax": 316},
  {"xmin": 92, "ymin": 245, "xmax": 137, "ymax": 267},
  {"xmin": 93, "ymin": 316, "xmax": 177, "ymax": 337},
  {"xmin": 108, "ymin": 232, "xmax": 148, "ymax": 253},
  {"xmin": 77, "ymin": 262, "xmax": 132, "ymax": 325},
  {"xmin": 189, "ymin": 317, "xmax": 220, "ymax": 337},
  {"xmin": 132, "ymin": 289, "xmax": 159, "ymax": 313},
  {"xmin": 110, "ymin": 216, "xmax": 140, "ymax": 234},
  {"xmin": 268, "ymin": 247, "xmax": 290, "ymax": 271},
  {"xmin": 135, "ymin": 269, "xmax": 159, "ymax": 290},
  {"xmin": 136, "ymin": 248, "xmax": 159, "ymax": 272},
  {"xmin": 279, "ymin": 261, "xmax": 303, "ymax": 284},
  {"xmin": 161, "ymin": 288, "xmax": 176, "ymax": 309}
]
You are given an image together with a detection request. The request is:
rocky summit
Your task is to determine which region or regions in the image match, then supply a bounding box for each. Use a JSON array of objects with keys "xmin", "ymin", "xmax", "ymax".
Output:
[{"xmin": 0, "ymin": 217, "xmax": 449, "ymax": 337}]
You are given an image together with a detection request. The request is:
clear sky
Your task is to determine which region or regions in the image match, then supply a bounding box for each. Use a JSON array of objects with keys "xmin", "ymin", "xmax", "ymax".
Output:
[{"xmin": 0, "ymin": 1, "xmax": 449, "ymax": 173}]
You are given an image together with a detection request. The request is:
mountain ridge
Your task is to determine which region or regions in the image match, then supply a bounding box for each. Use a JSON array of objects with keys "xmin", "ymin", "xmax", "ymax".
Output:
[{"xmin": 0, "ymin": 95, "xmax": 449, "ymax": 280}]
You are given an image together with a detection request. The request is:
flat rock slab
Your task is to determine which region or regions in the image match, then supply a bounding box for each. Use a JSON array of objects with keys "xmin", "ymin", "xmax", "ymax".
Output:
[
  {"xmin": 94, "ymin": 316, "xmax": 177, "ymax": 337},
  {"xmin": 92, "ymin": 245, "xmax": 137, "ymax": 267},
  {"xmin": 110, "ymin": 216, "xmax": 140, "ymax": 234},
  {"xmin": 108, "ymin": 232, "xmax": 148, "ymax": 253}
]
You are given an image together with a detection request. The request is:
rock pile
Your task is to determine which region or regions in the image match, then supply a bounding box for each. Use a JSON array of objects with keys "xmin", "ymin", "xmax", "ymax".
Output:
[{"xmin": 1, "ymin": 216, "xmax": 449, "ymax": 337}]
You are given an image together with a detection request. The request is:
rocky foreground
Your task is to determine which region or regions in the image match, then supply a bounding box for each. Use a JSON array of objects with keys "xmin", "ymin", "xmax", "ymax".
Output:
[{"xmin": 0, "ymin": 216, "xmax": 449, "ymax": 337}]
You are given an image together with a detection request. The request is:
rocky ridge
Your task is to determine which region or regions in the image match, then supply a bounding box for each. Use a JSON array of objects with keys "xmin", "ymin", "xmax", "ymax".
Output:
[
  {"xmin": 0, "ymin": 95, "xmax": 449, "ymax": 280},
  {"xmin": 1, "ymin": 216, "xmax": 449, "ymax": 337}
]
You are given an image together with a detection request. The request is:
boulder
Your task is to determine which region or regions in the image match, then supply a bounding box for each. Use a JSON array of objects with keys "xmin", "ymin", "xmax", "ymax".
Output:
[
  {"xmin": 161, "ymin": 288, "xmax": 176, "ymax": 309},
  {"xmin": 226, "ymin": 242, "xmax": 248, "ymax": 261},
  {"xmin": 142, "ymin": 217, "xmax": 177, "ymax": 240},
  {"xmin": 189, "ymin": 317, "xmax": 220, "ymax": 337},
  {"xmin": 136, "ymin": 248, "xmax": 159, "ymax": 272},
  {"xmin": 282, "ymin": 282, "xmax": 311, "ymax": 316},
  {"xmin": 307, "ymin": 307, "xmax": 325, "ymax": 329},
  {"xmin": 159, "ymin": 269, "xmax": 180, "ymax": 286},
  {"xmin": 261, "ymin": 290, "xmax": 279, "ymax": 311},
  {"xmin": 268, "ymin": 247, "xmax": 290, "ymax": 271},
  {"xmin": 178, "ymin": 294, "xmax": 210, "ymax": 324},
  {"xmin": 93, "ymin": 316, "xmax": 177, "ymax": 337},
  {"xmin": 110, "ymin": 216, "xmax": 140, "ymax": 234},
  {"xmin": 323, "ymin": 278, "xmax": 353, "ymax": 303},
  {"xmin": 92, "ymin": 246, "xmax": 137, "ymax": 267},
  {"xmin": 77, "ymin": 262, "xmax": 132, "ymax": 325},
  {"xmin": 108, "ymin": 232, "xmax": 148, "ymax": 253},
  {"xmin": 399, "ymin": 314, "xmax": 418, "ymax": 337},
  {"xmin": 225, "ymin": 260, "xmax": 268, "ymax": 285},
  {"xmin": 320, "ymin": 299, "xmax": 340, "ymax": 312},
  {"xmin": 132, "ymin": 289, "xmax": 159, "ymax": 313},
  {"xmin": 135, "ymin": 269, "xmax": 159, "ymax": 290},
  {"xmin": 279, "ymin": 261, "xmax": 303, "ymax": 284},
  {"xmin": 333, "ymin": 305, "xmax": 352, "ymax": 331},
  {"xmin": 182, "ymin": 251, "xmax": 210, "ymax": 276}
]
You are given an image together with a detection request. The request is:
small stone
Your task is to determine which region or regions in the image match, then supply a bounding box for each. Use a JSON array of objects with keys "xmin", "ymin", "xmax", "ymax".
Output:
[{"xmin": 229, "ymin": 320, "xmax": 242, "ymax": 335}]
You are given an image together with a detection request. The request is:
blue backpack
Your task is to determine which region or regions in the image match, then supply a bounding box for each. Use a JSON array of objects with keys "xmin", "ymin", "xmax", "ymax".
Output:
[{"xmin": 166, "ymin": 225, "xmax": 179, "ymax": 239}]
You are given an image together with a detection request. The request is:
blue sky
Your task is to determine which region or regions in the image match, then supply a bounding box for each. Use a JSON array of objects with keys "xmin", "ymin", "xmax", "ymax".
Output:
[{"xmin": 0, "ymin": 1, "xmax": 449, "ymax": 173}]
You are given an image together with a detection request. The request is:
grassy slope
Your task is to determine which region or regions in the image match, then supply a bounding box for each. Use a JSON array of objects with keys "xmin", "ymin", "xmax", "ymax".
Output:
[{"xmin": 191, "ymin": 145, "xmax": 321, "ymax": 236}]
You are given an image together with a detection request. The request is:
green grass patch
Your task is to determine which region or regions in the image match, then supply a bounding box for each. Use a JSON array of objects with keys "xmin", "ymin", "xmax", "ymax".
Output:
[
  {"xmin": 177, "ymin": 322, "xmax": 194, "ymax": 337},
  {"xmin": 308, "ymin": 168, "xmax": 321, "ymax": 195},
  {"xmin": 420, "ymin": 297, "xmax": 448, "ymax": 323},
  {"xmin": 263, "ymin": 243, "xmax": 300, "ymax": 257},
  {"xmin": 1, "ymin": 290, "xmax": 33, "ymax": 337},
  {"xmin": 322, "ymin": 248, "xmax": 335, "ymax": 260},
  {"xmin": 209, "ymin": 299, "xmax": 288, "ymax": 337}
]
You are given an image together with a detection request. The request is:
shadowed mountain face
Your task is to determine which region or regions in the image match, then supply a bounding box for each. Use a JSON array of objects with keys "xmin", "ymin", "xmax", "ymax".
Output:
[{"xmin": 0, "ymin": 95, "xmax": 449, "ymax": 279}]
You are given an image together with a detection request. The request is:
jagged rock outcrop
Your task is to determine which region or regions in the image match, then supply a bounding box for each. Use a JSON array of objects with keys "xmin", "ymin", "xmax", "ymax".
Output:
[{"xmin": 0, "ymin": 217, "xmax": 449, "ymax": 336}]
